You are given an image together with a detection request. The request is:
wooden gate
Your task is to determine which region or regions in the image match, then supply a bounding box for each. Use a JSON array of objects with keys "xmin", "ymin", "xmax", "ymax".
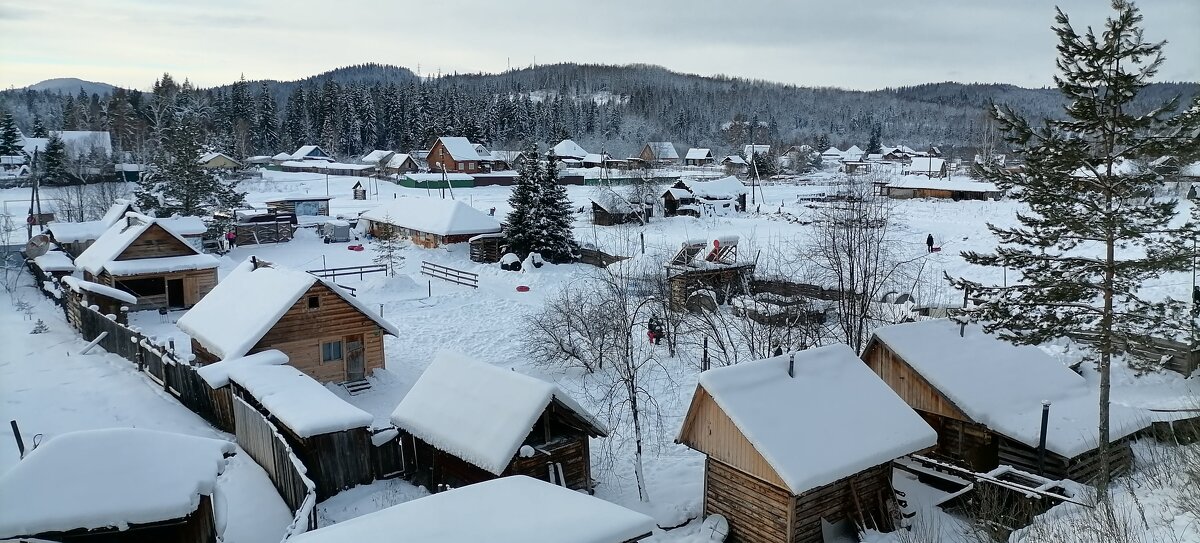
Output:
[{"xmin": 420, "ymin": 261, "xmax": 478, "ymax": 288}]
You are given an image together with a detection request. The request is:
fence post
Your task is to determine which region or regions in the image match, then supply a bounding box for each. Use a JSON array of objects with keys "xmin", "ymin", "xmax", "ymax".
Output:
[
  {"xmin": 135, "ymin": 332, "xmax": 145, "ymax": 373},
  {"xmin": 428, "ymin": 280, "xmax": 431, "ymax": 298}
]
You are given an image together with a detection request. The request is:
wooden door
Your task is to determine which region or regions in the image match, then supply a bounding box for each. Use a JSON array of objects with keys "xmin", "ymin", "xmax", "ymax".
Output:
[
  {"xmin": 344, "ymin": 334, "xmax": 365, "ymax": 381},
  {"xmin": 166, "ymin": 278, "xmax": 185, "ymax": 308}
]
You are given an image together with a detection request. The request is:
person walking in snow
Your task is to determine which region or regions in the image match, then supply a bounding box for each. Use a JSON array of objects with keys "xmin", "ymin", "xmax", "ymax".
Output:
[
  {"xmin": 226, "ymin": 230, "xmax": 237, "ymax": 250},
  {"xmin": 926, "ymin": 234, "xmax": 935, "ymax": 253}
]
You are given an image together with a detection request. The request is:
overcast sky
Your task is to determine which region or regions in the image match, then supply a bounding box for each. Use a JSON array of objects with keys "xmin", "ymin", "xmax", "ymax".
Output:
[{"xmin": 1, "ymin": 0, "xmax": 1197, "ymax": 92}]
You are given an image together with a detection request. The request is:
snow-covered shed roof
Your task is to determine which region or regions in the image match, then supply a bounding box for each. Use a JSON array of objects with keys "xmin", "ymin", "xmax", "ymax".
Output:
[
  {"xmin": 291, "ymin": 145, "xmax": 328, "ymax": 160},
  {"xmin": 685, "ymin": 148, "xmax": 713, "ymax": 160},
  {"xmin": 46, "ymin": 201, "xmax": 138, "ymax": 244},
  {"xmin": 821, "ymin": 146, "xmax": 843, "ymax": 156},
  {"xmin": 385, "ymin": 153, "xmax": 412, "ymax": 169},
  {"xmin": 360, "ymin": 149, "xmax": 395, "ymax": 164},
  {"xmin": 844, "ymin": 145, "xmax": 864, "ymax": 156},
  {"xmin": 196, "ymin": 349, "xmax": 289, "ymax": 389},
  {"xmin": 722, "ymin": 155, "xmax": 747, "ymax": 165},
  {"xmin": 0, "ymin": 428, "xmax": 233, "ymax": 539},
  {"xmin": 906, "ymin": 157, "xmax": 946, "ymax": 172},
  {"xmin": 73, "ymin": 213, "xmax": 217, "ymax": 276},
  {"xmin": 390, "ymin": 351, "xmax": 606, "ymax": 476},
  {"xmin": 644, "ymin": 141, "xmax": 679, "ymax": 160},
  {"xmin": 683, "ymin": 176, "xmax": 748, "ymax": 199},
  {"xmin": 360, "ymin": 197, "xmax": 501, "ymax": 237},
  {"xmin": 583, "ymin": 152, "xmax": 607, "ymax": 164},
  {"xmin": 743, "ymin": 144, "xmax": 770, "ymax": 157},
  {"xmin": 272, "ymin": 152, "xmax": 293, "ymax": 160},
  {"xmin": 435, "ymin": 136, "xmax": 486, "ymax": 162},
  {"xmin": 177, "ymin": 257, "xmax": 397, "ymax": 360},
  {"xmin": 886, "ymin": 176, "xmax": 1000, "ymax": 193},
  {"xmin": 681, "ymin": 344, "xmax": 936, "ymax": 495},
  {"xmin": 229, "ymin": 365, "xmax": 373, "ymax": 437},
  {"xmin": 60, "ymin": 276, "xmax": 138, "ymax": 304},
  {"xmin": 552, "ymin": 139, "xmax": 588, "ymax": 159},
  {"xmin": 21, "ymin": 131, "xmax": 112, "ymax": 159},
  {"xmin": 868, "ymin": 319, "xmax": 1149, "ymax": 458},
  {"xmin": 197, "ymin": 151, "xmax": 240, "ymax": 166},
  {"xmin": 33, "ymin": 250, "xmax": 75, "ymax": 272},
  {"xmin": 403, "ymin": 172, "xmax": 475, "ymax": 182},
  {"xmin": 158, "ymin": 215, "xmax": 208, "ymax": 236},
  {"xmin": 288, "ymin": 475, "xmax": 654, "ymax": 543}
]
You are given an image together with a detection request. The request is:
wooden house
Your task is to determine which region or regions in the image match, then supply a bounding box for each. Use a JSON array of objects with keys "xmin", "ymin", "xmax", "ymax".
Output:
[
  {"xmin": 390, "ymin": 352, "xmax": 607, "ymax": 493},
  {"xmin": 0, "ymin": 428, "xmax": 233, "ymax": 543},
  {"xmin": 904, "ymin": 157, "xmax": 948, "ymax": 177},
  {"xmin": 684, "ymin": 148, "xmax": 715, "ymax": 166},
  {"xmin": 383, "ymin": 153, "xmax": 418, "ymax": 174},
  {"xmin": 552, "ymin": 139, "xmax": 589, "ymax": 160},
  {"xmin": 31, "ymin": 250, "xmax": 76, "ymax": 281},
  {"xmin": 591, "ymin": 192, "xmax": 644, "ymax": 226},
  {"xmin": 427, "ymin": 136, "xmax": 488, "ymax": 174},
  {"xmin": 288, "ymin": 476, "xmax": 655, "ymax": 543},
  {"xmin": 359, "ymin": 196, "xmax": 501, "ymax": 248},
  {"xmin": 45, "ymin": 200, "xmax": 135, "ymax": 256},
  {"xmin": 882, "ymin": 177, "xmax": 1001, "ymax": 201},
  {"xmin": 360, "ymin": 149, "xmax": 395, "ymax": 166},
  {"xmin": 198, "ymin": 151, "xmax": 241, "ymax": 170},
  {"xmin": 639, "ymin": 141, "xmax": 679, "ymax": 165},
  {"xmin": 265, "ymin": 195, "xmax": 333, "ymax": 216},
  {"xmin": 820, "ymin": 146, "xmax": 844, "ymax": 161},
  {"xmin": 721, "ymin": 155, "xmax": 749, "ymax": 174},
  {"xmin": 289, "ymin": 144, "xmax": 332, "ymax": 161},
  {"xmin": 72, "ymin": 213, "xmax": 219, "ymax": 310},
  {"xmin": 862, "ymin": 319, "xmax": 1150, "ymax": 483},
  {"xmin": 677, "ymin": 345, "xmax": 937, "ymax": 543},
  {"xmin": 178, "ymin": 256, "xmax": 398, "ymax": 385},
  {"xmin": 662, "ymin": 176, "xmax": 748, "ymax": 216}
]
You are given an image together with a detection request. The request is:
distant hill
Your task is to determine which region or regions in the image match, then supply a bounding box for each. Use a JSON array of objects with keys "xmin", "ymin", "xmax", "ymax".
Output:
[{"xmin": 23, "ymin": 78, "xmax": 115, "ymax": 96}]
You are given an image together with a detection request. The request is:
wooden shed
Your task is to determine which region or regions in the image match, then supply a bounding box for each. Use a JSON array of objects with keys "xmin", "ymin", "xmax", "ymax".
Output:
[
  {"xmin": 228, "ymin": 364, "xmax": 375, "ymax": 497},
  {"xmin": 72, "ymin": 213, "xmax": 219, "ymax": 310},
  {"xmin": 198, "ymin": 151, "xmax": 241, "ymax": 170},
  {"xmin": 862, "ymin": 319, "xmax": 1150, "ymax": 483},
  {"xmin": 60, "ymin": 276, "xmax": 137, "ymax": 327},
  {"xmin": 882, "ymin": 177, "xmax": 1001, "ymax": 201},
  {"xmin": 178, "ymin": 256, "xmax": 398, "ymax": 385},
  {"xmin": 677, "ymin": 345, "xmax": 937, "ymax": 543},
  {"xmin": 265, "ymin": 195, "xmax": 333, "ymax": 217},
  {"xmin": 591, "ymin": 193, "xmax": 643, "ymax": 226},
  {"xmin": 287, "ymin": 476, "xmax": 655, "ymax": 543},
  {"xmin": 639, "ymin": 141, "xmax": 679, "ymax": 165},
  {"xmin": 684, "ymin": 148, "xmax": 715, "ymax": 166},
  {"xmin": 389, "ymin": 352, "xmax": 607, "ymax": 493},
  {"xmin": 0, "ymin": 428, "xmax": 234, "ymax": 543},
  {"xmin": 359, "ymin": 196, "xmax": 501, "ymax": 248}
]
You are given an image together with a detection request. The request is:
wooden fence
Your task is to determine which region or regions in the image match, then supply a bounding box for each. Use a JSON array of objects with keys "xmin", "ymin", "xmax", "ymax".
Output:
[
  {"xmin": 1067, "ymin": 331, "xmax": 1198, "ymax": 376},
  {"xmin": 577, "ymin": 247, "xmax": 628, "ymax": 268},
  {"xmin": 235, "ymin": 220, "xmax": 295, "ymax": 246},
  {"xmin": 420, "ymin": 260, "xmax": 478, "ymax": 288},
  {"xmin": 306, "ymin": 264, "xmax": 387, "ymax": 281},
  {"xmin": 234, "ymin": 396, "xmax": 318, "ymax": 538}
]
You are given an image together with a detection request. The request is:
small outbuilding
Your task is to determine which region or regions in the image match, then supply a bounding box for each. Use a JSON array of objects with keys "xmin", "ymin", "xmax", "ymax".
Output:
[
  {"xmin": 591, "ymin": 192, "xmax": 644, "ymax": 226},
  {"xmin": 882, "ymin": 176, "xmax": 1002, "ymax": 200},
  {"xmin": 639, "ymin": 141, "xmax": 679, "ymax": 165},
  {"xmin": 178, "ymin": 257, "xmax": 397, "ymax": 384},
  {"xmin": 360, "ymin": 196, "xmax": 501, "ymax": 248},
  {"xmin": 390, "ymin": 352, "xmax": 607, "ymax": 493},
  {"xmin": 663, "ymin": 176, "xmax": 748, "ymax": 216},
  {"xmin": 684, "ymin": 148, "xmax": 715, "ymax": 166},
  {"xmin": 288, "ymin": 475, "xmax": 655, "ymax": 543},
  {"xmin": 198, "ymin": 151, "xmax": 241, "ymax": 170},
  {"xmin": 61, "ymin": 276, "xmax": 138, "ymax": 327},
  {"xmin": 265, "ymin": 195, "xmax": 334, "ymax": 217},
  {"xmin": 0, "ymin": 428, "xmax": 234, "ymax": 543},
  {"xmin": 862, "ymin": 319, "xmax": 1150, "ymax": 483},
  {"xmin": 677, "ymin": 344, "xmax": 937, "ymax": 543}
]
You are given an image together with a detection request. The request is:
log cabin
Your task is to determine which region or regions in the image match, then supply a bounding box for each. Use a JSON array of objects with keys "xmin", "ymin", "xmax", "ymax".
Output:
[
  {"xmin": 663, "ymin": 176, "xmax": 748, "ymax": 217},
  {"xmin": 72, "ymin": 212, "xmax": 219, "ymax": 310},
  {"xmin": 45, "ymin": 200, "xmax": 135, "ymax": 256},
  {"xmin": 677, "ymin": 345, "xmax": 937, "ymax": 543},
  {"xmin": 389, "ymin": 352, "xmax": 607, "ymax": 493},
  {"xmin": 287, "ymin": 476, "xmax": 655, "ymax": 543},
  {"xmin": 359, "ymin": 196, "xmax": 501, "ymax": 248},
  {"xmin": 684, "ymin": 148, "xmax": 715, "ymax": 166},
  {"xmin": 639, "ymin": 141, "xmax": 679, "ymax": 165},
  {"xmin": 177, "ymin": 257, "xmax": 398, "ymax": 385},
  {"xmin": 861, "ymin": 319, "xmax": 1150, "ymax": 483},
  {"xmin": 0, "ymin": 428, "xmax": 233, "ymax": 543}
]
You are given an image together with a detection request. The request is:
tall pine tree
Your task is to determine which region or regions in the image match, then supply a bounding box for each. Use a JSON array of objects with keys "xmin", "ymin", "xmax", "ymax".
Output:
[
  {"xmin": 39, "ymin": 134, "xmax": 70, "ymax": 185},
  {"xmin": 530, "ymin": 152, "xmax": 577, "ymax": 263},
  {"xmin": 140, "ymin": 92, "xmax": 245, "ymax": 217},
  {"xmin": 504, "ymin": 143, "xmax": 543, "ymax": 258},
  {"xmin": 950, "ymin": 0, "xmax": 1200, "ymax": 494},
  {"xmin": 0, "ymin": 113, "xmax": 22, "ymax": 156}
]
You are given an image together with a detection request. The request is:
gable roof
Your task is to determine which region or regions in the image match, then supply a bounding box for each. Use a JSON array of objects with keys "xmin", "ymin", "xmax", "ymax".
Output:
[
  {"xmin": 683, "ymin": 176, "xmax": 748, "ymax": 199},
  {"xmin": 435, "ymin": 137, "xmax": 486, "ymax": 162},
  {"xmin": 288, "ymin": 476, "xmax": 654, "ymax": 543},
  {"xmin": 360, "ymin": 149, "xmax": 395, "ymax": 164},
  {"xmin": 229, "ymin": 365, "xmax": 373, "ymax": 437},
  {"xmin": 22, "ymin": 131, "xmax": 112, "ymax": 159},
  {"xmin": 72, "ymin": 213, "xmax": 217, "ymax": 276},
  {"xmin": 680, "ymin": 344, "xmax": 936, "ymax": 495},
  {"xmin": 868, "ymin": 319, "xmax": 1149, "ymax": 457},
  {"xmin": 198, "ymin": 151, "xmax": 240, "ymax": 167},
  {"xmin": 821, "ymin": 146, "xmax": 843, "ymax": 156},
  {"xmin": 177, "ymin": 258, "xmax": 398, "ymax": 360},
  {"xmin": 907, "ymin": 157, "xmax": 946, "ymax": 172},
  {"xmin": 360, "ymin": 197, "xmax": 501, "ymax": 236},
  {"xmin": 390, "ymin": 351, "xmax": 606, "ymax": 476},
  {"xmin": 743, "ymin": 144, "xmax": 770, "ymax": 157},
  {"xmin": 385, "ymin": 153, "xmax": 413, "ymax": 169},
  {"xmin": 291, "ymin": 145, "xmax": 329, "ymax": 160},
  {"xmin": 685, "ymin": 148, "xmax": 713, "ymax": 160},
  {"xmin": 643, "ymin": 142, "xmax": 678, "ymax": 160},
  {"xmin": 721, "ymin": 155, "xmax": 747, "ymax": 165},
  {"xmin": 552, "ymin": 139, "xmax": 589, "ymax": 159}
]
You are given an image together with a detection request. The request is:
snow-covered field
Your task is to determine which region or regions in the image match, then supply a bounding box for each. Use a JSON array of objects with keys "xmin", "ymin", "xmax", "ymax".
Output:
[{"xmin": 2, "ymin": 168, "xmax": 1197, "ymax": 542}]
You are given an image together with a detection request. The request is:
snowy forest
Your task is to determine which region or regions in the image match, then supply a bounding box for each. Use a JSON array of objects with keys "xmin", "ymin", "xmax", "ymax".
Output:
[{"xmin": 3, "ymin": 62, "xmax": 1196, "ymax": 162}]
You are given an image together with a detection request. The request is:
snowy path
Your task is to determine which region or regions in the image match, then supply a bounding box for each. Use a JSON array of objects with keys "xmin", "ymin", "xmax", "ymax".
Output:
[{"xmin": 0, "ymin": 275, "xmax": 292, "ymax": 543}]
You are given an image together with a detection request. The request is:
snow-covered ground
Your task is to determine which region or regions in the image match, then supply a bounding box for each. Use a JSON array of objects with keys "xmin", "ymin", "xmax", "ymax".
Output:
[{"xmin": 2, "ymin": 168, "xmax": 1197, "ymax": 542}]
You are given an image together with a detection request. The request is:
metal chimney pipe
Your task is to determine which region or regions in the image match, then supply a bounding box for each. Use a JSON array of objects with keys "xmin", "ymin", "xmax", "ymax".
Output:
[
  {"xmin": 788, "ymin": 352, "xmax": 795, "ymax": 378},
  {"xmin": 1037, "ymin": 400, "xmax": 1051, "ymax": 476}
]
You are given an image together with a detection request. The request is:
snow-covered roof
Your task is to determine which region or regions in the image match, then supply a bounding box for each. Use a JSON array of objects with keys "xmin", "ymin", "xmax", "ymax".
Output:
[
  {"xmin": 60, "ymin": 276, "xmax": 137, "ymax": 304},
  {"xmin": 385, "ymin": 153, "xmax": 412, "ymax": 169},
  {"xmin": 403, "ymin": 172, "xmax": 475, "ymax": 182},
  {"xmin": 722, "ymin": 155, "xmax": 747, "ymax": 165},
  {"xmin": 32, "ymin": 250, "xmax": 75, "ymax": 272},
  {"xmin": 390, "ymin": 351, "xmax": 606, "ymax": 476},
  {"xmin": 743, "ymin": 144, "xmax": 770, "ymax": 157},
  {"xmin": 821, "ymin": 146, "xmax": 843, "ymax": 156},
  {"xmin": 436, "ymin": 137, "xmax": 487, "ymax": 162},
  {"xmin": 196, "ymin": 349, "xmax": 289, "ymax": 389},
  {"xmin": 21, "ymin": 131, "xmax": 112, "ymax": 159},
  {"xmin": 73, "ymin": 213, "xmax": 217, "ymax": 276},
  {"xmin": 644, "ymin": 142, "xmax": 678, "ymax": 160},
  {"xmin": 583, "ymin": 152, "xmax": 606, "ymax": 164},
  {"xmin": 869, "ymin": 320, "xmax": 1150, "ymax": 458},
  {"xmin": 552, "ymin": 139, "xmax": 588, "ymax": 159},
  {"xmin": 272, "ymin": 152, "xmax": 293, "ymax": 160},
  {"xmin": 158, "ymin": 215, "xmax": 208, "ymax": 236},
  {"xmin": 886, "ymin": 176, "xmax": 1000, "ymax": 193},
  {"xmin": 684, "ymin": 344, "xmax": 936, "ymax": 495},
  {"xmin": 289, "ymin": 475, "xmax": 654, "ymax": 543},
  {"xmin": 1182, "ymin": 161, "xmax": 1200, "ymax": 177},
  {"xmin": 197, "ymin": 151, "xmax": 239, "ymax": 166},
  {"xmin": 0, "ymin": 428, "xmax": 233, "ymax": 539},
  {"xmin": 685, "ymin": 148, "xmax": 713, "ymax": 160},
  {"xmin": 361, "ymin": 197, "xmax": 501, "ymax": 237},
  {"xmin": 178, "ymin": 258, "xmax": 398, "ymax": 360},
  {"xmin": 229, "ymin": 365, "xmax": 372, "ymax": 437},
  {"xmin": 844, "ymin": 145, "xmax": 864, "ymax": 155},
  {"xmin": 683, "ymin": 176, "xmax": 748, "ymax": 199},
  {"xmin": 280, "ymin": 160, "xmax": 373, "ymax": 171},
  {"xmin": 906, "ymin": 157, "xmax": 946, "ymax": 173},
  {"xmin": 46, "ymin": 200, "xmax": 137, "ymax": 243},
  {"xmin": 360, "ymin": 149, "xmax": 395, "ymax": 164},
  {"xmin": 291, "ymin": 145, "xmax": 328, "ymax": 160}
]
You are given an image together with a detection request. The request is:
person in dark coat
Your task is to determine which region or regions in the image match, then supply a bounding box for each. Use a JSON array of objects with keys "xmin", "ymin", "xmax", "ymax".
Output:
[{"xmin": 926, "ymin": 234, "xmax": 935, "ymax": 253}]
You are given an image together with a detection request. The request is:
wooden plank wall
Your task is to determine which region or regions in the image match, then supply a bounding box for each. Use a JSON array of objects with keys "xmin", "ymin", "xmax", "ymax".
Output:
[
  {"xmin": 115, "ymin": 223, "xmax": 197, "ymax": 260},
  {"xmin": 705, "ymin": 458, "xmax": 791, "ymax": 543},
  {"xmin": 678, "ymin": 387, "xmax": 789, "ymax": 489},
  {"xmin": 233, "ymin": 395, "xmax": 317, "ymax": 518},
  {"xmin": 302, "ymin": 429, "xmax": 375, "ymax": 498},
  {"xmin": 505, "ymin": 435, "xmax": 591, "ymax": 491},
  {"xmin": 792, "ymin": 463, "xmax": 896, "ymax": 543},
  {"xmin": 863, "ymin": 342, "xmax": 970, "ymax": 422},
  {"xmin": 997, "ymin": 436, "xmax": 1134, "ymax": 484}
]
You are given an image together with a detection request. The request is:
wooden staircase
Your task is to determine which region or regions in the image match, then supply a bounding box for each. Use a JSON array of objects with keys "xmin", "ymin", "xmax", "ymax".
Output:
[{"xmin": 342, "ymin": 379, "xmax": 372, "ymax": 395}]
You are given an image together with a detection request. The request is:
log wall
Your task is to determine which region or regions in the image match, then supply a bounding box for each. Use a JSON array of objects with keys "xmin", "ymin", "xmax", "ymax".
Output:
[
  {"xmin": 792, "ymin": 463, "xmax": 896, "ymax": 543},
  {"xmin": 704, "ymin": 458, "xmax": 791, "ymax": 543}
]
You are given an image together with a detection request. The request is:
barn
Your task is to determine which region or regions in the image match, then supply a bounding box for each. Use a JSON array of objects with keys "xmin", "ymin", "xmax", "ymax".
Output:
[
  {"xmin": 0, "ymin": 428, "xmax": 234, "ymax": 543},
  {"xmin": 677, "ymin": 345, "xmax": 937, "ymax": 543},
  {"xmin": 288, "ymin": 476, "xmax": 655, "ymax": 543},
  {"xmin": 178, "ymin": 256, "xmax": 397, "ymax": 385},
  {"xmin": 389, "ymin": 352, "xmax": 607, "ymax": 493},
  {"xmin": 359, "ymin": 196, "xmax": 501, "ymax": 248},
  {"xmin": 882, "ymin": 176, "xmax": 1001, "ymax": 200},
  {"xmin": 862, "ymin": 319, "xmax": 1150, "ymax": 483},
  {"xmin": 639, "ymin": 141, "xmax": 679, "ymax": 165},
  {"xmin": 663, "ymin": 176, "xmax": 748, "ymax": 216},
  {"xmin": 73, "ymin": 212, "xmax": 219, "ymax": 310}
]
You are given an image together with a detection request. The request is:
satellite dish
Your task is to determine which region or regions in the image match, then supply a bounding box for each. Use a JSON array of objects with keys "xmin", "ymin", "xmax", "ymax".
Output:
[{"xmin": 25, "ymin": 234, "xmax": 51, "ymax": 258}]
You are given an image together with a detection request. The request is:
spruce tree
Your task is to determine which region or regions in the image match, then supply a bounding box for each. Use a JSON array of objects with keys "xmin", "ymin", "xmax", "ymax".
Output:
[
  {"xmin": 145, "ymin": 95, "xmax": 246, "ymax": 217},
  {"xmin": 253, "ymin": 82, "xmax": 278, "ymax": 154},
  {"xmin": 866, "ymin": 124, "xmax": 882, "ymax": 154},
  {"xmin": 0, "ymin": 113, "xmax": 21, "ymax": 156},
  {"xmin": 504, "ymin": 143, "xmax": 543, "ymax": 258},
  {"xmin": 40, "ymin": 134, "xmax": 70, "ymax": 185},
  {"xmin": 530, "ymin": 152, "xmax": 577, "ymax": 263},
  {"xmin": 950, "ymin": 0, "xmax": 1199, "ymax": 494},
  {"xmin": 31, "ymin": 114, "xmax": 48, "ymax": 137}
]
